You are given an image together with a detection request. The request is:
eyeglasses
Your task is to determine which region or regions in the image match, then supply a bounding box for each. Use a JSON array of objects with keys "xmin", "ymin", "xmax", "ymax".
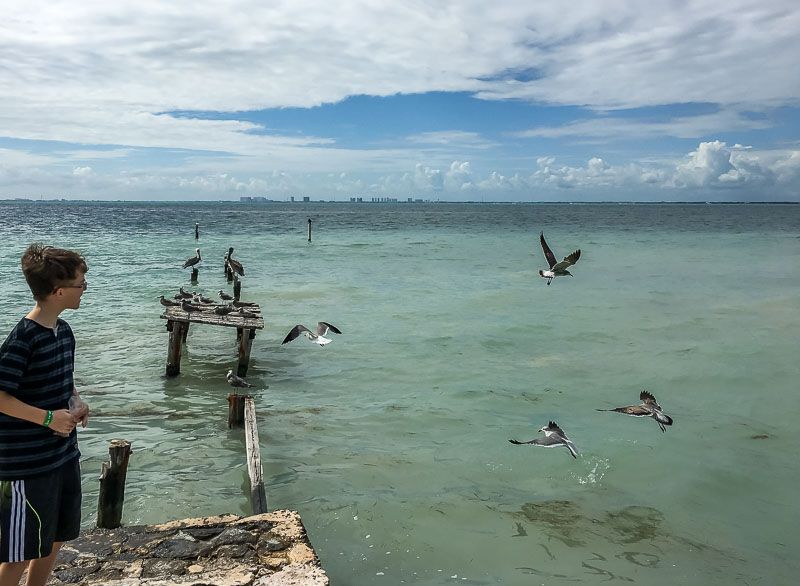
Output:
[{"xmin": 60, "ymin": 280, "xmax": 88, "ymax": 290}]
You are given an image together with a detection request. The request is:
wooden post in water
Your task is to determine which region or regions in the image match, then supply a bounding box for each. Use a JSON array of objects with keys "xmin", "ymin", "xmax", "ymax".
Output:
[
  {"xmin": 233, "ymin": 274, "xmax": 241, "ymax": 301},
  {"xmin": 190, "ymin": 267, "xmax": 199, "ymax": 284},
  {"xmin": 237, "ymin": 327, "xmax": 254, "ymax": 377},
  {"xmin": 228, "ymin": 393, "xmax": 247, "ymax": 428},
  {"xmin": 97, "ymin": 439, "xmax": 132, "ymax": 529},
  {"xmin": 166, "ymin": 320, "xmax": 186, "ymax": 376},
  {"xmin": 307, "ymin": 218, "xmax": 312, "ymax": 242},
  {"xmin": 244, "ymin": 397, "xmax": 267, "ymax": 514},
  {"xmin": 181, "ymin": 322, "xmax": 189, "ymax": 343}
]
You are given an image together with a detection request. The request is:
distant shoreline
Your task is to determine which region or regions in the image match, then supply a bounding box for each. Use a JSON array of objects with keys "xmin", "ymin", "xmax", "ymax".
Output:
[{"xmin": 1, "ymin": 199, "xmax": 797, "ymax": 205}]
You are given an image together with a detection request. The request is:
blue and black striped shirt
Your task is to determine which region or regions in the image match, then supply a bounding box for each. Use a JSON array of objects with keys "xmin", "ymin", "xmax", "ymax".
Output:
[{"xmin": 0, "ymin": 317, "xmax": 80, "ymax": 479}]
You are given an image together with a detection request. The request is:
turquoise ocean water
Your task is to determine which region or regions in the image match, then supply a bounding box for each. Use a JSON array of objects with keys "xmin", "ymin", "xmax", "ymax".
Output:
[{"xmin": 0, "ymin": 201, "xmax": 798, "ymax": 585}]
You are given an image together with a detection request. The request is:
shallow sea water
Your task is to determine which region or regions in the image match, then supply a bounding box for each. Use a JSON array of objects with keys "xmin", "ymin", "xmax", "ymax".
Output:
[{"xmin": 0, "ymin": 201, "xmax": 798, "ymax": 584}]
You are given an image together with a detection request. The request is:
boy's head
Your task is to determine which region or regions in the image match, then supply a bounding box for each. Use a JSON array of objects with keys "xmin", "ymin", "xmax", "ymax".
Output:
[{"xmin": 21, "ymin": 244, "xmax": 88, "ymax": 302}]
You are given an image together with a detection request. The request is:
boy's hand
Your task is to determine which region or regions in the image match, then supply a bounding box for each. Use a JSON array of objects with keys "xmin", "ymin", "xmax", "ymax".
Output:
[
  {"xmin": 69, "ymin": 396, "xmax": 90, "ymax": 427},
  {"xmin": 50, "ymin": 409, "xmax": 77, "ymax": 435}
]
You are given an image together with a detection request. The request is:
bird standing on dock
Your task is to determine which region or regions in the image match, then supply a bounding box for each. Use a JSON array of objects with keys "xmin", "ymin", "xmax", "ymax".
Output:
[
  {"xmin": 181, "ymin": 300, "xmax": 202, "ymax": 313},
  {"xmin": 226, "ymin": 369, "xmax": 254, "ymax": 389},
  {"xmin": 219, "ymin": 290, "xmax": 234, "ymax": 302},
  {"xmin": 538, "ymin": 232, "xmax": 580, "ymax": 285},
  {"xmin": 159, "ymin": 295, "xmax": 180, "ymax": 307},
  {"xmin": 225, "ymin": 247, "xmax": 245, "ymax": 276},
  {"xmin": 509, "ymin": 421, "xmax": 579, "ymax": 459},
  {"xmin": 282, "ymin": 322, "xmax": 342, "ymax": 346},
  {"xmin": 596, "ymin": 390, "xmax": 674, "ymax": 432},
  {"xmin": 183, "ymin": 248, "xmax": 201, "ymax": 269},
  {"xmin": 214, "ymin": 305, "xmax": 235, "ymax": 315}
]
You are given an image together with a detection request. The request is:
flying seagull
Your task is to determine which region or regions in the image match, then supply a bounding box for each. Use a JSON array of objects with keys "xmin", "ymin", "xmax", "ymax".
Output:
[
  {"xmin": 509, "ymin": 421, "xmax": 579, "ymax": 459},
  {"xmin": 597, "ymin": 390, "xmax": 674, "ymax": 432},
  {"xmin": 538, "ymin": 232, "xmax": 580, "ymax": 285},
  {"xmin": 219, "ymin": 290, "xmax": 234, "ymax": 302},
  {"xmin": 282, "ymin": 322, "xmax": 342, "ymax": 346},
  {"xmin": 225, "ymin": 247, "xmax": 245, "ymax": 276},
  {"xmin": 183, "ymin": 248, "xmax": 201, "ymax": 269},
  {"xmin": 159, "ymin": 295, "xmax": 180, "ymax": 307},
  {"xmin": 226, "ymin": 369, "xmax": 254, "ymax": 389}
]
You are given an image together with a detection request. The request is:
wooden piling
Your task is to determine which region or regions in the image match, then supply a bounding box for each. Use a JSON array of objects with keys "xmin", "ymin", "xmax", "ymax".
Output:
[
  {"xmin": 97, "ymin": 439, "xmax": 132, "ymax": 529},
  {"xmin": 228, "ymin": 393, "xmax": 247, "ymax": 428},
  {"xmin": 244, "ymin": 397, "xmax": 267, "ymax": 514},
  {"xmin": 307, "ymin": 218, "xmax": 312, "ymax": 242},
  {"xmin": 237, "ymin": 328, "xmax": 254, "ymax": 377},
  {"xmin": 191, "ymin": 267, "xmax": 199, "ymax": 283},
  {"xmin": 233, "ymin": 275, "xmax": 241, "ymax": 301},
  {"xmin": 181, "ymin": 322, "xmax": 189, "ymax": 343},
  {"xmin": 166, "ymin": 320, "xmax": 185, "ymax": 377}
]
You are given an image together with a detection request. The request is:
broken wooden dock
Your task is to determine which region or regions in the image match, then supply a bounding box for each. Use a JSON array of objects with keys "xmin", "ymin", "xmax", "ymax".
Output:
[{"xmin": 160, "ymin": 304, "xmax": 265, "ymax": 377}]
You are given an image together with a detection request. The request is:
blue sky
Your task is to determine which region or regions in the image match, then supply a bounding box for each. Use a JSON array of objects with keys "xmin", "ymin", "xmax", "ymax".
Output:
[{"xmin": 1, "ymin": 1, "xmax": 799, "ymax": 201}]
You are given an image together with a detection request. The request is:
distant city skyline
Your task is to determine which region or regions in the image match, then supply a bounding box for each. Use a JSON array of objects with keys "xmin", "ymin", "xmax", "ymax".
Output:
[{"xmin": 1, "ymin": 1, "xmax": 799, "ymax": 202}]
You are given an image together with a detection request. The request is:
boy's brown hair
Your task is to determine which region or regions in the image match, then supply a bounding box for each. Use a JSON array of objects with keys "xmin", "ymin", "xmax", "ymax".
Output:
[{"xmin": 21, "ymin": 244, "xmax": 88, "ymax": 300}]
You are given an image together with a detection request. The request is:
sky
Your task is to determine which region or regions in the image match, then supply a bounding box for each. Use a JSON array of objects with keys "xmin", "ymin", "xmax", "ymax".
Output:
[{"xmin": 1, "ymin": 0, "xmax": 799, "ymax": 202}]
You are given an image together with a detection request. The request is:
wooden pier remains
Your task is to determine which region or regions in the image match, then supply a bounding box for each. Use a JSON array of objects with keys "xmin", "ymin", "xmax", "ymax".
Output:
[{"xmin": 161, "ymin": 304, "xmax": 264, "ymax": 377}]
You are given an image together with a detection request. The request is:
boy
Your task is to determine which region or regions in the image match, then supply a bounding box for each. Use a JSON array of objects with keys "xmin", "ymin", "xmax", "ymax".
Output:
[{"xmin": 0, "ymin": 244, "xmax": 90, "ymax": 586}]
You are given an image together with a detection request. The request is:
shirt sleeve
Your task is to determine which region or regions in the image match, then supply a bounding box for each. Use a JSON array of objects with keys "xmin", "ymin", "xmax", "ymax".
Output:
[{"xmin": 0, "ymin": 328, "xmax": 32, "ymax": 394}]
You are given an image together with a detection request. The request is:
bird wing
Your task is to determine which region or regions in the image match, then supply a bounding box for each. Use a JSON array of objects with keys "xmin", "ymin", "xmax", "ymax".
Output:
[
  {"xmin": 531, "ymin": 435, "xmax": 565, "ymax": 448},
  {"xmin": 599, "ymin": 405, "xmax": 652, "ymax": 417},
  {"xmin": 563, "ymin": 439, "xmax": 579, "ymax": 458},
  {"xmin": 653, "ymin": 410, "xmax": 673, "ymax": 427},
  {"xmin": 552, "ymin": 250, "xmax": 581, "ymax": 271},
  {"xmin": 540, "ymin": 232, "xmax": 558, "ymax": 269},
  {"xmin": 282, "ymin": 324, "xmax": 310, "ymax": 344},
  {"xmin": 640, "ymin": 390, "xmax": 659, "ymax": 406},
  {"xmin": 317, "ymin": 321, "xmax": 342, "ymax": 336},
  {"xmin": 508, "ymin": 438, "xmax": 537, "ymax": 445},
  {"xmin": 228, "ymin": 258, "xmax": 245, "ymax": 276}
]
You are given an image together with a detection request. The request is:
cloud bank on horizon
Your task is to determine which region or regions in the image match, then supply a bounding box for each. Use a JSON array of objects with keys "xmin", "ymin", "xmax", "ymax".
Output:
[{"xmin": 1, "ymin": 0, "xmax": 799, "ymax": 201}]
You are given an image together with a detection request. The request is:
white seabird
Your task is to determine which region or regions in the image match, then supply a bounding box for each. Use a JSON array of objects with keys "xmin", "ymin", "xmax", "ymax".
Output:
[
  {"xmin": 597, "ymin": 390, "xmax": 674, "ymax": 432},
  {"xmin": 509, "ymin": 420, "xmax": 579, "ymax": 459},
  {"xmin": 183, "ymin": 248, "xmax": 202, "ymax": 269},
  {"xmin": 538, "ymin": 232, "xmax": 581, "ymax": 285},
  {"xmin": 226, "ymin": 369, "xmax": 254, "ymax": 389},
  {"xmin": 281, "ymin": 322, "xmax": 342, "ymax": 346}
]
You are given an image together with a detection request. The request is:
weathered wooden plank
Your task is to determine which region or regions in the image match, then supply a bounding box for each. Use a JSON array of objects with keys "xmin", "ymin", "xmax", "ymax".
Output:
[
  {"xmin": 160, "ymin": 306, "xmax": 264, "ymax": 330},
  {"xmin": 244, "ymin": 398, "xmax": 267, "ymax": 514}
]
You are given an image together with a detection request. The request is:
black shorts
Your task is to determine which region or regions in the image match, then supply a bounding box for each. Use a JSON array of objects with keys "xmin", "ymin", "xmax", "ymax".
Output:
[{"xmin": 0, "ymin": 457, "xmax": 82, "ymax": 562}]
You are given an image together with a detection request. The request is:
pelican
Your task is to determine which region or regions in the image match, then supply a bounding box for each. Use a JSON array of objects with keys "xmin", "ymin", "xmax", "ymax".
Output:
[
  {"xmin": 538, "ymin": 232, "xmax": 580, "ymax": 285},
  {"xmin": 159, "ymin": 295, "xmax": 180, "ymax": 307},
  {"xmin": 225, "ymin": 247, "xmax": 245, "ymax": 276},
  {"xmin": 183, "ymin": 248, "xmax": 201, "ymax": 269},
  {"xmin": 282, "ymin": 322, "xmax": 342, "ymax": 346},
  {"xmin": 226, "ymin": 369, "xmax": 254, "ymax": 389},
  {"xmin": 597, "ymin": 390, "xmax": 673, "ymax": 432},
  {"xmin": 219, "ymin": 290, "xmax": 234, "ymax": 302},
  {"xmin": 509, "ymin": 421, "xmax": 579, "ymax": 459}
]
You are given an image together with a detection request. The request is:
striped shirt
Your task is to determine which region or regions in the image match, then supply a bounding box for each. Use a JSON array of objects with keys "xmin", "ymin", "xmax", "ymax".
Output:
[{"xmin": 0, "ymin": 317, "xmax": 79, "ymax": 479}]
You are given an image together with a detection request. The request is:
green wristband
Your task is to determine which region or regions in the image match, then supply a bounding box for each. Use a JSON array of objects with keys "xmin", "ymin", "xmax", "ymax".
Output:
[{"xmin": 43, "ymin": 410, "xmax": 53, "ymax": 428}]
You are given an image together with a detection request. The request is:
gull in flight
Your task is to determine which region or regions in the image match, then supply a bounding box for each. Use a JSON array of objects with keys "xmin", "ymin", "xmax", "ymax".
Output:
[
  {"xmin": 282, "ymin": 322, "xmax": 342, "ymax": 346},
  {"xmin": 597, "ymin": 390, "xmax": 674, "ymax": 432},
  {"xmin": 509, "ymin": 421, "xmax": 579, "ymax": 459},
  {"xmin": 538, "ymin": 232, "xmax": 580, "ymax": 285}
]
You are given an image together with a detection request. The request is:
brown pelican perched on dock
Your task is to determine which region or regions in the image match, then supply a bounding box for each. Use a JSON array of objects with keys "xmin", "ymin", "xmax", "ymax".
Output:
[
  {"xmin": 159, "ymin": 295, "xmax": 181, "ymax": 307},
  {"xmin": 183, "ymin": 248, "xmax": 201, "ymax": 269},
  {"xmin": 282, "ymin": 322, "xmax": 342, "ymax": 346},
  {"xmin": 509, "ymin": 421, "xmax": 579, "ymax": 459},
  {"xmin": 538, "ymin": 232, "xmax": 580, "ymax": 285},
  {"xmin": 224, "ymin": 247, "xmax": 245, "ymax": 276},
  {"xmin": 597, "ymin": 390, "xmax": 674, "ymax": 432}
]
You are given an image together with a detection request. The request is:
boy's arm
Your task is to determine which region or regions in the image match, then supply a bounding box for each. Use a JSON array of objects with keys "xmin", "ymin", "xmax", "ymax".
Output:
[{"xmin": 0, "ymin": 390, "xmax": 76, "ymax": 435}]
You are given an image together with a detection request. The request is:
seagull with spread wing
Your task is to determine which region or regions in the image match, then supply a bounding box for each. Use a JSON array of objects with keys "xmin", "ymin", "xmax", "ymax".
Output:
[
  {"xmin": 509, "ymin": 421, "xmax": 579, "ymax": 459},
  {"xmin": 538, "ymin": 232, "xmax": 581, "ymax": 285},
  {"xmin": 281, "ymin": 322, "xmax": 342, "ymax": 346},
  {"xmin": 597, "ymin": 390, "xmax": 674, "ymax": 432}
]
